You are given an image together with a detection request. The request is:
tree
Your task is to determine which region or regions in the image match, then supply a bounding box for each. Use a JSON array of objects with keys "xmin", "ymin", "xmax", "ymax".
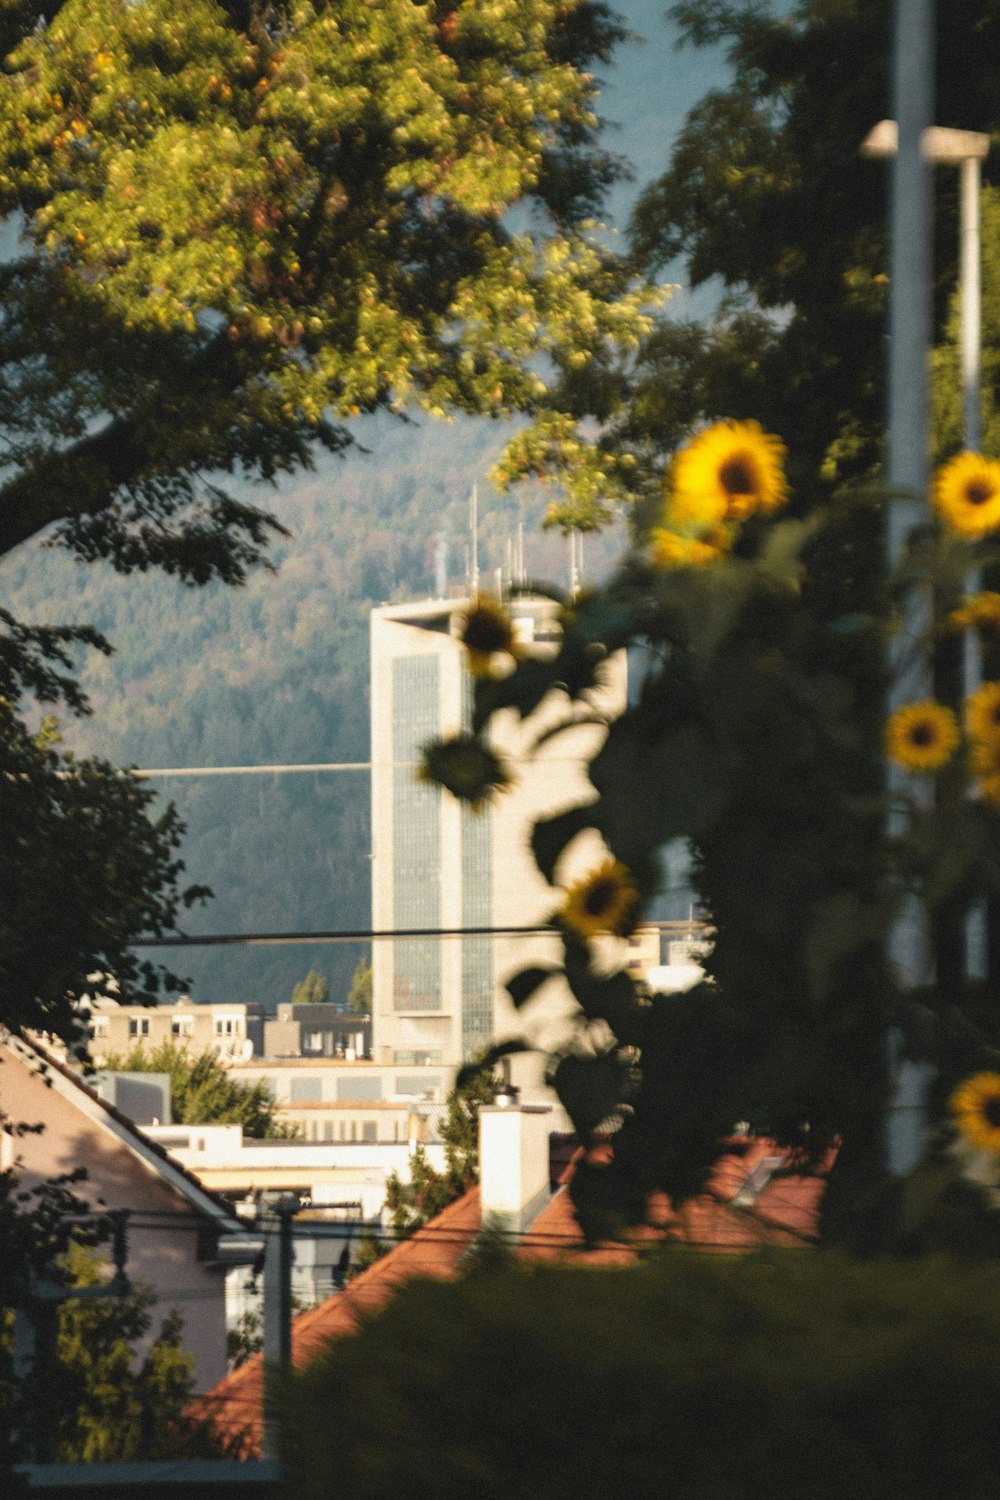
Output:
[
  {"xmin": 0, "ymin": 1156, "xmax": 196, "ymax": 1473},
  {"xmin": 346, "ymin": 955, "xmax": 372, "ymax": 1016},
  {"xmin": 105, "ymin": 1040, "xmax": 296, "ymax": 1138},
  {"xmin": 0, "ymin": 0, "xmax": 654, "ymax": 578},
  {"xmin": 384, "ymin": 1061, "xmax": 497, "ymax": 1236},
  {"xmin": 43, "ymin": 1243, "xmax": 195, "ymax": 1463},
  {"xmin": 551, "ymin": 0, "xmax": 1000, "ymax": 533},
  {"xmin": 291, "ymin": 969, "xmax": 329, "ymax": 1007},
  {"xmin": 424, "ymin": 429, "xmax": 1000, "ymax": 1251},
  {"xmin": 1, "ymin": 622, "xmax": 208, "ymax": 1051},
  {"xmin": 282, "ymin": 1252, "xmax": 1000, "ymax": 1500}
]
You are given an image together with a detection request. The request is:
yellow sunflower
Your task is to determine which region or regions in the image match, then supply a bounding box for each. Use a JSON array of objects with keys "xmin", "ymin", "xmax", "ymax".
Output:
[
  {"xmin": 950, "ymin": 1071, "xmax": 1000, "ymax": 1153},
  {"xmin": 931, "ymin": 451, "xmax": 1000, "ymax": 538},
  {"xmin": 562, "ymin": 857, "xmax": 641, "ymax": 940},
  {"xmin": 649, "ymin": 527, "xmax": 726, "ymax": 569},
  {"xmin": 458, "ymin": 596, "xmax": 519, "ymax": 678},
  {"xmin": 948, "ymin": 591, "xmax": 1000, "ymax": 646},
  {"xmin": 668, "ymin": 419, "xmax": 789, "ymax": 529},
  {"xmin": 965, "ymin": 681, "xmax": 1000, "ymax": 745},
  {"xmin": 883, "ymin": 700, "xmax": 960, "ymax": 772},
  {"xmin": 968, "ymin": 735, "xmax": 1000, "ymax": 806},
  {"xmin": 419, "ymin": 733, "xmax": 513, "ymax": 811}
]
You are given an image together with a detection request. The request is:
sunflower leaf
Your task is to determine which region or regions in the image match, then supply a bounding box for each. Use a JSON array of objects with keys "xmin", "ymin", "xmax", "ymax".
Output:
[
  {"xmin": 563, "ymin": 940, "xmax": 650, "ymax": 1045},
  {"xmin": 531, "ymin": 805, "xmax": 597, "ymax": 884},
  {"xmin": 552, "ymin": 1051, "xmax": 632, "ymax": 1138},
  {"xmin": 590, "ymin": 716, "xmax": 726, "ymax": 865},
  {"xmin": 455, "ymin": 1037, "xmax": 531, "ymax": 1091},
  {"xmin": 505, "ymin": 965, "xmax": 561, "ymax": 1010}
]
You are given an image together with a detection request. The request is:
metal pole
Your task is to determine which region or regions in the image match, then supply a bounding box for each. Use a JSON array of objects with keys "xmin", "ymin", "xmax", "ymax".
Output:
[
  {"xmin": 961, "ymin": 154, "xmax": 983, "ymax": 452},
  {"xmin": 962, "ymin": 153, "xmax": 988, "ymax": 978},
  {"xmin": 884, "ymin": 0, "xmax": 935, "ymax": 1175},
  {"xmin": 261, "ymin": 1198, "xmax": 296, "ymax": 1461}
]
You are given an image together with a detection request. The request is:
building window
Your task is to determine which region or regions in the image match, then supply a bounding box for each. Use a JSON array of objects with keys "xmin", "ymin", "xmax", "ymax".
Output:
[
  {"xmin": 362, "ymin": 1122, "xmax": 377, "ymax": 1143},
  {"xmin": 393, "ymin": 1050, "xmax": 443, "ymax": 1066},
  {"xmin": 214, "ymin": 1015, "xmax": 243, "ymax": 1036},
  {"xmin": 128, "ymin": 1017, "xmax": 150, "ymax": 1038},
  {"xmin": 290, "ymin": 1077, "xmax": 322, "ymax": 1104},
  {"xmin": 171, "ymin": 1015, "xmax": 194, "ymax": 1037},
  {"xmin": 91, "ymin": 1017, "xmax": 108, "ymax": 1039},
  {"xmin": 303, "ymin": 1030, "xmax": 324, "ymax": 1053},
  {"xmin": 323, "ymin": 1122, "xmax": 333, "ymax": 1142},
  {"xmin": 350, "ymin": 1121, "xmax": 357, "ymax": 1142}
]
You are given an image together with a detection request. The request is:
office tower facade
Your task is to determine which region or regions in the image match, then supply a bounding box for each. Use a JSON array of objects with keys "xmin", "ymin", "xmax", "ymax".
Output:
[{"xmin": 370, "ymin": 596, "xmax": 625, "ymax": 1073}]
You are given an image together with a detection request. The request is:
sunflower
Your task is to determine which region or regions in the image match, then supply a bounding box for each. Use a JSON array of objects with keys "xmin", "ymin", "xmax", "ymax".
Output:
[
  {"xmin": 458, "ymin": 596, "xmax": 519, "ymax": 678},
  {"xmin": 948, "ymin": 591, "xmax": 1000, "ymax": 646},
  {"xmin": 931, "ymin": 451, "xmax": 1000, "ymax": 538},
  {"xmin": 950, "ymin": 1071, "xmax": 1000, "ymax": 1154},
  {"xmin": 883, "ymin": 699, "xmax": 960, "ymax": 772},
  {"xmin": 561, "ymin": 857, "xmax": 641, "ymax": 939},
  {"xmin": 668, "ymin": 419, "xmax": 789, "ymax": 530},
  {"xmin": 419, "ymin": 733, "xmax": 513, "ymax": 811},
  {"xmin": 649, "ymin": 527, "xmax": 726, "ymax": 569},
  {"xmin": 968, "ymin": 735, "xmax": 1000, "ymax": 806},
  {"xmin": 965, "ymin": 681, "xmax": 1000, "ymax": 745}
]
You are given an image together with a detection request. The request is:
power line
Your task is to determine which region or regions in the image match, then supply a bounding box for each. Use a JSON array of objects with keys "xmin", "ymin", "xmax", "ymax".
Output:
[
  {"xmin": 134, "ymin": 762, "xmax": 372, "ymax": 778},
  {"xmin": 130, "ymin": 919, "xmax": 711, "ymax": 949}
]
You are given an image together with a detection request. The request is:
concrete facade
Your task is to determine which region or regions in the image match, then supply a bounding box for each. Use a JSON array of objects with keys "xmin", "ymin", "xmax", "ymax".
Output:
[
  {"xmin": 369, "ymin": 595, "xmax": 627, "ymax": 1082},
  {"xmin": 264, "ymin": 1003, "xmax": 371, "ymax": 1060},
  {"xmin": 88, "ymin": 1000, "xmax": 265, "ymax": 1063}
]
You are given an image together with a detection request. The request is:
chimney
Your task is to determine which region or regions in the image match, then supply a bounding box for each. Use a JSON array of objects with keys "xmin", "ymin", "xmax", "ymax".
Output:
[{"xmin": 478, "ymin": 1103, "xmax": 553, "ymax": 1233}]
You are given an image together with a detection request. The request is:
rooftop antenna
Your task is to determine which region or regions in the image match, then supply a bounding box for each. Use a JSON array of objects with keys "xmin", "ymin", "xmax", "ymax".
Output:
[
  {"xmin": 470, "ymin": 483, "xmax": 480, "ymax": 596},
  {"xmin": 433, "ymin": 532, "xmax": 448, "ymax": 598},
  {"xmin": 568, "ymin": 530, "xmax": 581, "ymax": 597}
]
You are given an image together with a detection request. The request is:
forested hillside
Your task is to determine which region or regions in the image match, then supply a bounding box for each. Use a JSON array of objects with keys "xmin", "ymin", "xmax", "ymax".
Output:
[{"xmin": 1, "ymin": 412, "xmax": 622, "ymax": 1007}]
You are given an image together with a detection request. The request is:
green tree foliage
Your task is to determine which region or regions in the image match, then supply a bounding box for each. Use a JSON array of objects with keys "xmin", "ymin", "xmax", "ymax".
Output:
[
  {"xmin": 604, "ymin": 0, "xmax": 1000, "ymax": 520},
  {"xmin": 0, "ymin": 0, "xmax": 653, "ymax": 574},
  {"xmin": 1, "ymin": 618, "xmax": 208, "ymax": 1048},
  {"xmin": 43, "ymin": 1242, "xmax": 195, "ymax": 1463},
  {"xmin": 933, "ymin": 184, "xmax": 1000, "ymax": 459},
  {"xmin": 345, "ymin": 955, "xmax": 372, "ymax": 1015},
  {"xmin": 0, "ymin": 1158, "xmax": 193, "ymax": 1472},
  {"xmin": 384, "ymin": 1061, "xmax": 498, "ymax": 1235},
  {"xmin": 282, "ymin": 1251, "xmax": 1000, "ymax": 1500},
  {"xmin": 105, "ymin": 1040, "xmax": 295, "ymax": 1137},
  {"xmin": 292, "ymin": 969, "xmax": 329, "ymax": 1006}
]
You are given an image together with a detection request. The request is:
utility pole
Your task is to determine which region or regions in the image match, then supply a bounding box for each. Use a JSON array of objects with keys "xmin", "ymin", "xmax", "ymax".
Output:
[
  {"xmin": 260, "ymin": 1195, "xmax": 298, "ymax": 1462},
  {"xmin": 884, "ymin": 0, "xmax": 935, "ymax": 1174}
]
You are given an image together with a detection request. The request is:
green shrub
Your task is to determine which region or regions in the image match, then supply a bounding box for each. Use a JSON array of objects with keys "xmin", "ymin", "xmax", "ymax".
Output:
[{"xmin": 281, "ymin": 1250, "xmax": 1000, "ymax": 1500}]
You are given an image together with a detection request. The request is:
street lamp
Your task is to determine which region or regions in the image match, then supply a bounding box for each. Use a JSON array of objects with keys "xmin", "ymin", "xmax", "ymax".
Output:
[
  {"xmin": 862, "ymin": 111, "xmax": 991, "ymax": 1172},
  {"xmin": 862, "ymin": 119, "xmax": 990, "ymax": 451}
]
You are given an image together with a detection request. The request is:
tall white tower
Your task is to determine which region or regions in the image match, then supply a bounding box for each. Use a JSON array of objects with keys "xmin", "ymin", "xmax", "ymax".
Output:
[{"xmin": 369, "ymin": 595, "xmax": 625, "ymax": 1077}]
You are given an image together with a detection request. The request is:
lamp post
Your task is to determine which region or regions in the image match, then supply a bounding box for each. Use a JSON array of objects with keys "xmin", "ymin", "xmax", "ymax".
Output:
[
  {"xmin": 861, "ymin": 119, "xmax": 990, "ymax": 453},
  {"xmin": 862, "ymin": 85, "xmax": 990, "ymax": 1171}
]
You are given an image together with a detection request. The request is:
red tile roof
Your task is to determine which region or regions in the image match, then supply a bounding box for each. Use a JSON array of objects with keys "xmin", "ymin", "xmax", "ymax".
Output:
[
  {"xmin": 194, "ymin": 1135, "xmax": 830, "ymax": 1456},
  {"xmin": 191, "ymin": 1186, "xmax": 484, "ymax": 1455}
]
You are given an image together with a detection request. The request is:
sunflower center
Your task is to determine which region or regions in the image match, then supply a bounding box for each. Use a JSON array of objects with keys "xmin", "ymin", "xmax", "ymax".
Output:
[
  {"xmin": 583, "ymin": 878, "xmax": 617, "ymax": 917},
  {"xmin": 719, "ymin": 456, "xmax": 757, "ymax": 497},
  {"xmin": 463, "ymin": 611, "xmax": 512, "ymax": 655},
  {"xmin": 983, "ymin": 1095, "xmax": 1000, "ymax": 1127},
  {"xmin": 909, "ymin": 723, "xmax": 935, "ymax": 747},
  {"xmin": 965, "ymin": 481, "xmax": 995, "ymax": 507}
]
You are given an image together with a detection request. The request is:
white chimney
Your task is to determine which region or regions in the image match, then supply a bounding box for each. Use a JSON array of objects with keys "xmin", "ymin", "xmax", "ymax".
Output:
[{"xmin": 478, "ymin": 1104, "xmax": 553, "ymax": 1233}]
